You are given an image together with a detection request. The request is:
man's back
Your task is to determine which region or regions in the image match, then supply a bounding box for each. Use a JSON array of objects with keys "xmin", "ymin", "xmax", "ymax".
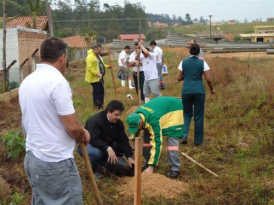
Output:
[
  {"xmin": 153, "ymin": 46, "xmax": 163, "ymax": 63},
  {"xmin": 19, "ymin": 64, "xmax": 75, "ymax": 162}
]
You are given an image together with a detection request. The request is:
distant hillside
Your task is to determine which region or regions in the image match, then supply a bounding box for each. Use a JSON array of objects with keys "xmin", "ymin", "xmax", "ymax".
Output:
[{"xmin": 146, "ymin": 13, "xmax": 173, "ymax": 24}]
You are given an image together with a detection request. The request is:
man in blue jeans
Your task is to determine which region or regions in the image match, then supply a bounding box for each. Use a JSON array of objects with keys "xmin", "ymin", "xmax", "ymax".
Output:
[{"xmin": 78, "ymin": 100, "xmax": 135, "ymax": 179}]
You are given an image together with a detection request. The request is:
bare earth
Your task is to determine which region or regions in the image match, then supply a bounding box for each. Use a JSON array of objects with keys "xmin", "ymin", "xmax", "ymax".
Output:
[
  {"xmin": 163, "ymin": 46, "xmax": 274, "ymax": 59},
  {"xmin": 117, "ymin": 173, "xmax": 188, "ymax": 200}
]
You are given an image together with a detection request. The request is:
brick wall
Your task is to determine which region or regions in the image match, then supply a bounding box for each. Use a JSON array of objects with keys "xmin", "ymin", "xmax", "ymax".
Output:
[
  {"xmin": 18, "ymin": 30, "xmax": 46, "ymax": 79},
  {"xmin": 0, "ymin": 88, "xmax": 18, "ymax": 102}
]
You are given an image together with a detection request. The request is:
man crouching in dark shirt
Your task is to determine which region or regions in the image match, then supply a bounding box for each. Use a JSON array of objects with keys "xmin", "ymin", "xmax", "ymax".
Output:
[{"xmin": 78, "ymin": 100, "xmax": 135, "ymax": 179}]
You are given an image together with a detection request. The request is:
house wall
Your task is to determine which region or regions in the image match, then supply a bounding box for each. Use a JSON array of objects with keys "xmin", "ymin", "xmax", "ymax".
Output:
[
  {"xmin": 18, "ymin": 29, "xmax": 46, "ymax": 80},
  {"xmin": 0, "ymin": 27, "xmax": 46, "ymax": 84},
  {"xmin": 0, "ymin": 28, "xmax": 20, "ymax": 83}
]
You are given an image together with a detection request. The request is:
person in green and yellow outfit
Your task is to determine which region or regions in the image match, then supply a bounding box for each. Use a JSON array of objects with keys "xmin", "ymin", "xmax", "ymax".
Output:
[
  {"xmin": 126, "ymin": 96, "xmax": 184, "ymax": 178},
  {"xmin": 85, "ymin": 44, "xmax": 112, "ymax": 109}
]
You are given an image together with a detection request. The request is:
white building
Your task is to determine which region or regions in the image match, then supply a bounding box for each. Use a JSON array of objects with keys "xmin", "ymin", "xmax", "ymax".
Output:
[{"xmin": 0, "ymin": 27, "xmax": 47, "ymax": 84}]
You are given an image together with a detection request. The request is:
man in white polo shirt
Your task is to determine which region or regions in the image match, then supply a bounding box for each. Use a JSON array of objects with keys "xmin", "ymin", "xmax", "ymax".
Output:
[
  {"xmin": 118, "ymin": 45, "xmax": 134, "ymax": 89},
  {"xmin": 150, "ymin": 40, "xmax": 166, "ymax": 89},
  {"xmin": 19, "ymin": 37, "xmax": 90, "ymax": 205},
  {"xmin": 129, "ymin": 42, "xmax": 145, "ymax": 102},
  {"xmin": 135, "ymin": 42, "xmax": 161, "ymax": 103}
]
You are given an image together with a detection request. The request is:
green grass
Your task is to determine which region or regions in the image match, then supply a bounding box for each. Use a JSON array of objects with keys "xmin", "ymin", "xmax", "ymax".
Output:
[{"xmin": 1, "ymin": 50, "xmax": 274, "ymax": 204}]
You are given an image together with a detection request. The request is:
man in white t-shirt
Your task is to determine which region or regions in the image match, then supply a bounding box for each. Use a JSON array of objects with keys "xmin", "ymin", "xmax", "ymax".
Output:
[
  {"xmin": 129, "ymin": 42, "xmax": 145, "ymax": 102},
  {"xmin": 118, "ymin": 45, "xmax": 134, "ymax": 89},
  {"xmin": 150, "ymin": 40, "xmax": 166, "ymax": 89},
  {"xmin": 135, "ymin": 42, "xmax": 161, "ymax": 103},
  {"xmin": 19, "ymin": 37, "xmax": 90, "ymax": 205}
]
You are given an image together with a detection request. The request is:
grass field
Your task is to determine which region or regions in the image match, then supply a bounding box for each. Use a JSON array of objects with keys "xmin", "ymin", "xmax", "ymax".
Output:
[{"xmin": 1, "ymin": 48, "xmax": 274, "ymax": 204}]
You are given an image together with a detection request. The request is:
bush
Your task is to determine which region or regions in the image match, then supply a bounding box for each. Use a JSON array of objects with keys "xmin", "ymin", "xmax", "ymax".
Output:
[
  {"xmin": 0, "ymin": 130, "xmax": 25, "ymax": 159},
  {"xmin": 233, "ymin": 35, "xmax": 242, "ymax": 41}
]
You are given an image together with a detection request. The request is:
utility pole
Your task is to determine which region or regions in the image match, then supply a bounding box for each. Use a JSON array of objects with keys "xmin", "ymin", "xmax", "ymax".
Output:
[
  {"xmin": 2, "ymin": 0, "xmax": 8, "ymax": 91},
  {"xmin": 209, "ymin": 15, "xmax": 212, "ymax": 39},
  {"xmin": 46, "ymin": 2, "xmax": 54, "ymax": 37}
]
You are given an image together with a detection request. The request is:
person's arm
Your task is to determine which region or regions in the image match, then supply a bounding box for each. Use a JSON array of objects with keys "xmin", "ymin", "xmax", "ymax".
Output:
[
  {"xmin": 177, "ymin": 61, "xmax": 184, "ymax": 81},
  {"xmin": 203, "ymin": 61, "xmax": 215, "ymax": 94},
  {"xmin": 52, "ymin": 82, "xmax": 90, "ymax": 145},
  {"xmin": 177, "ymin": 70, "xmax": 183, "ymax": 81},
  {"xmin": 115, "ymin": 122, "xmax": 135, "ymax": 167},
  {"xmin": 161, "ymin": 55, "xmax": 164, "ymax": 65},
  {"xmin": 138, "ymin": 42, "xmax": 150, "ymax": 57},
  {"xmin": 204, "ymin": 71, "xmax": 215, "ymax": 94},
  {"xmin": 60, "ymin": 114, "xmax": 90, "ymax": 145},
  {"xmin": 86, "ymin": 119, "xmax": 109, "ymax": 151}
]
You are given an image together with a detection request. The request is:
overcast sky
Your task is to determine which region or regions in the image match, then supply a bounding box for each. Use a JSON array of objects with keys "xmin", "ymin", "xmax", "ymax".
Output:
[{"xmin": 98, "ymin": 0, "xmax": 274, "ymax": 22}]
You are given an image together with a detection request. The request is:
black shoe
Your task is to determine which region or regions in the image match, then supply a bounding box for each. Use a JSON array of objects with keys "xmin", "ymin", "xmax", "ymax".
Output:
[
  {"xmin": 168, "ymin": 171, "xmax": 180, "ymax": 178},
  {"xmin": 160, "ymin": 83, "xmax": 166, "ymax": 89},
  {"xmin": 94, "ymin": 171, "xmax": 104, "ymax": 179},
  {"xmin": 181, "ymin": 138, "xmax": 188, "ymax": 144},
  {"xmin": 195, "ymin": 143, "xmax": 202, "ymax": 147}
]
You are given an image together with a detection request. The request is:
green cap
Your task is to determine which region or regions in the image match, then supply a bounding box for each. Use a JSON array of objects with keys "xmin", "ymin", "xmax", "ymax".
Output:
[{"xmin": 127, "ymin": 113, "xmax": 141, "ymax": 134}]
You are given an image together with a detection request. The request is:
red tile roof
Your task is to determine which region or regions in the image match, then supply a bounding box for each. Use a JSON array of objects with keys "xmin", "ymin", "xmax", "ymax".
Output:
[
  {"xmin": 0, "ymin": 16, "xmax": 48, "ymax": 30},
  {"xmin": 62, "ymin": 35, "xmax": 88, "ymax": 48},
  {"xmin": 119, "ymin": 34, "xmax": 146, "ymax": 41}
]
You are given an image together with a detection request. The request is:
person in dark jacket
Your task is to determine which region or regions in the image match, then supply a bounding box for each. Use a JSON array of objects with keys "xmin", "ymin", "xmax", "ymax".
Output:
[{"xmin": 77, "ymin": 100, "xmax": 135, "ymax": 179}]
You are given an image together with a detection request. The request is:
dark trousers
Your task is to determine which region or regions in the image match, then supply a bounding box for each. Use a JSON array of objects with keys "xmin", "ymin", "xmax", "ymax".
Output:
[
  {"xmin": 91, "ymin": 81, "xmax": 104, "ymax": 108},
  {"xmin": 182, "ymin": 93, "xmax": 205, "ymax": 145},
  {"xmin": 133, "ymin": 71, "xmax": 145, "ymax": 101},
  {"xmin": 77, "ymin": 143, "xmax": 127, "ymax": 176}
]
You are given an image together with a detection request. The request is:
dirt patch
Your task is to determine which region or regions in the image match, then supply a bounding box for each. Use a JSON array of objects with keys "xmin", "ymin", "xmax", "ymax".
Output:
[
  {"xmin": 224, "ymin": 33, "xmax": 235, "ymax": 41},
  {"xmin": 0, "ymin": 175, "xmax": 11, "ymax": 201},
  {"xmin": 126, "ymin": 106, "xmax": 138, "ymax": 115},
  {"xmin": 206, "ymin": 52, "xmax": 274, "ymax": 59},
  {"xmin": 117, "ymin": 173, "xmax": 188, "ymax": 199},
  {"xmin": 163, "ymin": 47, "xmax": 189, "ymax": 54},
  {"xmin": 0, "ymin": 96, "xmax": 21, "ymax": 135},
  {"xmin": 162, "ymin": 46, "xmax": 274, "ymax": 60}
]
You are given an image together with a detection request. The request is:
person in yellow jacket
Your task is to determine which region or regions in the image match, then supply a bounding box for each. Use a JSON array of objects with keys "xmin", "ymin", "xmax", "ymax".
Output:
[{"xmin": 85, "ymin": 44, "xmax": 112, "ymax": 109}]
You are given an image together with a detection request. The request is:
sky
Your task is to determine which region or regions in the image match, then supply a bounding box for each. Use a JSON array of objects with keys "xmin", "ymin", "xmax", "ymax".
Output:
[{"xmin": 98, "ymin": 0, "xmax": 274, "ymax": 22}]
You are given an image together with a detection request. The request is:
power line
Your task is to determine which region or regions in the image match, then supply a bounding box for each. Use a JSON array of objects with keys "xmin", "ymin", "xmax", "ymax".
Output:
[{"xmin": 52, "ymin": 17, "xmax": 169, "ymax": 23}]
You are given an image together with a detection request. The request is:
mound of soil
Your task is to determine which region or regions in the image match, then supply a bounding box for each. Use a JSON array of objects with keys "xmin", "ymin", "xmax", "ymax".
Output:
[{"xmin": 117, "ymin": 173, "xmax": 188, "ymax": 199}]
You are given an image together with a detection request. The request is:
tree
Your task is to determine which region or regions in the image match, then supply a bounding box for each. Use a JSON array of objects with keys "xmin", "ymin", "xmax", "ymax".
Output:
[
  {"xmin": 177, "ymin": 15, "xmax": 182, "ymax": 22},
  {"xmin": 199, "ymin": 16, "xmax": 205, "ymax": 24},
  {"xmin": 172, "ymin": 14, "xmax": 176, "ymax": 21},
  {"xmin": 22, "ymin": 0, "xmax": 48, "ymax": 29},
  {"xmin": 185, "ymin": 13, "xmax": 192, "ymax": 25}
]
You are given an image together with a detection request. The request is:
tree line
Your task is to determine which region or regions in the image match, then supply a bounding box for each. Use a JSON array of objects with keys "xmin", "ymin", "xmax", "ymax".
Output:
[{"xmin": 0, "ymin": 0, "xmax": 207, "ymax": 42}]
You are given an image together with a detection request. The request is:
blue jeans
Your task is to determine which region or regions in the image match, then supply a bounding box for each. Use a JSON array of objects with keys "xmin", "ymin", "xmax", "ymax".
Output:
[{"xmin": 77, "ymin": 143, "xmax": 127, "ymax": 175}]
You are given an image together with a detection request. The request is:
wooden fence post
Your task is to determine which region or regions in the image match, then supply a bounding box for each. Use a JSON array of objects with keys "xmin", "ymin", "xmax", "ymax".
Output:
[{"xmin": 134, "ymin": 137, "xmax": 142, "ymax": 205}]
